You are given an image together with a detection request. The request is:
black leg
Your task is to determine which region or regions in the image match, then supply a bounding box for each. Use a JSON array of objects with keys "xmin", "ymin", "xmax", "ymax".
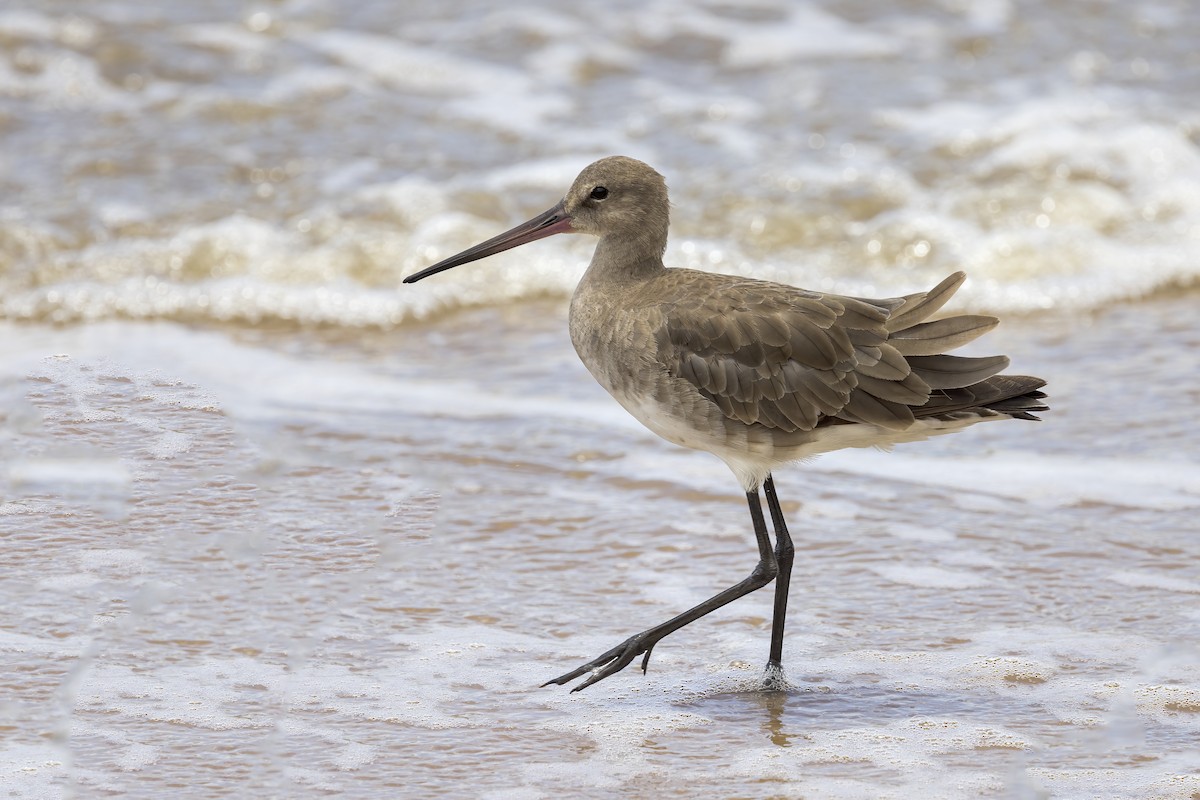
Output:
[
  {"xmin": 762, "ymin": 474, "xmax": 794, "ymax": 674},
  {"xmin": 543, "ymin": 488, "xmax": 779, "ymax": 692}
]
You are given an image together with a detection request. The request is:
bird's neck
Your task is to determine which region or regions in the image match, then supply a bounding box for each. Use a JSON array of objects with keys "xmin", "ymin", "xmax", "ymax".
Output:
[{"xmin": 584, "ymin": 232, "xmax": 667, "ymax": 285}]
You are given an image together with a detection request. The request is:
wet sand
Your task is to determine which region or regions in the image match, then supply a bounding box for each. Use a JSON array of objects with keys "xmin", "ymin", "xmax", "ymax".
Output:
[{"xmin": 2, "ymin": 292, "xmax": 1198, "ymax": 798}]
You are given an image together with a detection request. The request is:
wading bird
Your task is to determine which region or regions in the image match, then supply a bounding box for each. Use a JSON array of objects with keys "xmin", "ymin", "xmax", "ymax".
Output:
[{"xmin": 404, "ymin": 156, "xmax": 1047, "ymax": 692}]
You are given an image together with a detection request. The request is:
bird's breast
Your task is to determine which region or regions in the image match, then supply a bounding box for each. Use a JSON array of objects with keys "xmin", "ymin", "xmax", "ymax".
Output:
[
  {"xmin": 568, "ymin": 287, "xmax": 662, "ymax": 401},
  {"xmin": 568, "ymin": 283, "xmax": 736, "ymax": 450}
]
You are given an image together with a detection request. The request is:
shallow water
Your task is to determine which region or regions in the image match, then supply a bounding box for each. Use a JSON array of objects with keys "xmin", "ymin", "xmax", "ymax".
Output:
[
  {"xmin": 3, "ymin": 294, "xmax": 1199, "ymax": 798},
  {"xmin": 2, "ymin": 0, "xmax": 1200, "ymax": 798}
]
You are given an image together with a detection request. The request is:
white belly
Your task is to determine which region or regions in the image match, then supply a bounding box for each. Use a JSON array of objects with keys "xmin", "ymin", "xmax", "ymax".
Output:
[{"xmin": 615, "ymin": 392, "xmax": 1002, "ymax": 492}]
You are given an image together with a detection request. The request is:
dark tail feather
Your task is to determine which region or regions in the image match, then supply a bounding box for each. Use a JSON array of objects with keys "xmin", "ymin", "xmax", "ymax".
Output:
[{"xmin": 914, "ymin": 374, "xmax": 1048, "ymax": 421}]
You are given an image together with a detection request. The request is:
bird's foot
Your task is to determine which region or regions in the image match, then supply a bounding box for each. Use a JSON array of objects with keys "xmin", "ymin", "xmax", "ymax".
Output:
[
  {"xmin": 761, "ymin": 661, "xmax": 789, "ymax": 691},
  {"xmin": 542, "ymin": 631, "xmax": 661, "ymax": 692}
]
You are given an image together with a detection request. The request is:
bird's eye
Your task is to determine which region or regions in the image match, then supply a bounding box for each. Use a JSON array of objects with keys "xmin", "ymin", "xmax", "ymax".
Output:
[{"xmin": 590, "ymin": 186, "xmax": 609, "ymax": 201}]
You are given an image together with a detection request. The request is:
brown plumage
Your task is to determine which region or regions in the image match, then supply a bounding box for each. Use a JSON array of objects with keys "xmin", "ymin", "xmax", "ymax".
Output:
[
  {"xmin": 404, "ymin": 155, "xmax": 1048, "ymax": 692},
  {"xmin": 652, "ymin": 269, "xmax": 1045, "ymax": 435}
]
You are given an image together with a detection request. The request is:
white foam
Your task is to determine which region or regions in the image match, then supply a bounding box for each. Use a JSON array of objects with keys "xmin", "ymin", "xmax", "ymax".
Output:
[
  {"xmin": 0, "ymin": 629, "xmax": 81, "ymax": 655},
  {"xmin": 299, "ymin": 30, "xmax": 573, "ymax": 137},
  {"xmin": 0, "ymin": 9, "xmax": 93, "ymax": 42},
  {"xmin": 871, "ymin": 93, "xmax": 1200, "ymax": 311},
  {"xmin": 0, "ymin": 743, "xmax": 66, "ymax": 798},
  {"xmin": 173, "ymin": 23, "xmax": 271, "ymax": 54},
  {"xmin": 0, "ymin": 0, "xmax": 1196, "ymax": 334},
  {"xmin": 871, "ymin": 564, "xmax": 987, "ymax": 589},
  {"xmin": 630, "ymin": 1, "xmax": 901, "ymax": 67},
  {"xmin": 262, "ymin": 65, "xmax": 362, "ymax": 104},
  {"xmin": 6, "ymin": 453, "xmax": 132, "ymax": 518},
  {"xmin": 887, "ymin": 522, "xmax": 957, "ymax": 543},
  {"xmin": 1110, "ymin": 571, "xmax": 1200, "ymax": 595},
  {"xmin": 0, "ymin": 324, "xmax": 632, "ymax": 438},
  {"xmin": 37, "ymin": 572, "xmax": 104, "ymax": 591},
  {"xmin": 720, "ymin": 5, "xmax": 902, "ymax": 67},
  {"xmin": 4, "ymin": 102, "xmax": 1195, "ymax": 327},
  {"xmin": 821, "ymin": 450, "xmax": 1200, "ymax": 511},
  {"xmin": 76, "ymin": 661, "xmax": 279, "ymax": 730},
  {"xmin": 951, "ymin": 655, "xmax": 1056, "ymax": 687},
  {"xmin": 0, "ymin": 48, "xmax": 128, "ymax": 110},
  {"xmin": 0, "ymin": 501, "xmax": 56, "ymax": 516},
  {"xmin": 77, "ymin": 548, "xmax": 149, "ymax": 573},
  {"xmin": 7, "ymin": 456, "xmax": 130, "ymax": 489},
  {"xmin": 299, "ymin": 30, "xmax": 514, "ymax": 94}
]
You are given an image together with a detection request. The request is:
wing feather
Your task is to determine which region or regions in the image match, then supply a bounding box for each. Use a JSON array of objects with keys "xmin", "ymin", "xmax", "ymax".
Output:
[
  {"xmin": 890, "ymin": 315, "xmax": 999, "ymax": 356},
  {"xmin": 656, "ymin": 270, "xmax": 1020, "ymax": 434},
  {"xmin": 855, "ymin": 344, "xmax": 910, "ymax": 380},
  {"xmin": 908, "ymin": 354, "xmax": 1009, "ymax": 389}
]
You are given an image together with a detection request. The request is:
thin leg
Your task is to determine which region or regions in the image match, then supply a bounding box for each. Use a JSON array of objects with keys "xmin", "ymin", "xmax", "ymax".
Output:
[
  {"xmin": 543, "ymin": 488, "xmax": 778, "ymax": 692},
  {"xmin": 762, "ymin": 474, "xmax": 794, "ymax": 672}
]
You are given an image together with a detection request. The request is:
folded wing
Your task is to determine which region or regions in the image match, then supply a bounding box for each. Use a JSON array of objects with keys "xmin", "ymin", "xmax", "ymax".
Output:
[{"xmin": 657, "ymin": 271, "xmax": 1041, "ymax": 433}]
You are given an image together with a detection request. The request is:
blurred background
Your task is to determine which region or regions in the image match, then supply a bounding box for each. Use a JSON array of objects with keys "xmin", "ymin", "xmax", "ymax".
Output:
[
  {"xmin": 2, "ymin": 2, "xmax": 1199, "ymax": 798},
  {"xmin": 3, "ymin": 0, "xmax": 1198, "ymax": 323}
]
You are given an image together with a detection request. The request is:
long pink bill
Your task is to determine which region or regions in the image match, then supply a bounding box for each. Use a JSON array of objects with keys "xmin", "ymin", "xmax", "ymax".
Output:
[{"xmin": 403, "ymin": 200, "xmax": 573, "ymax": 284}]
